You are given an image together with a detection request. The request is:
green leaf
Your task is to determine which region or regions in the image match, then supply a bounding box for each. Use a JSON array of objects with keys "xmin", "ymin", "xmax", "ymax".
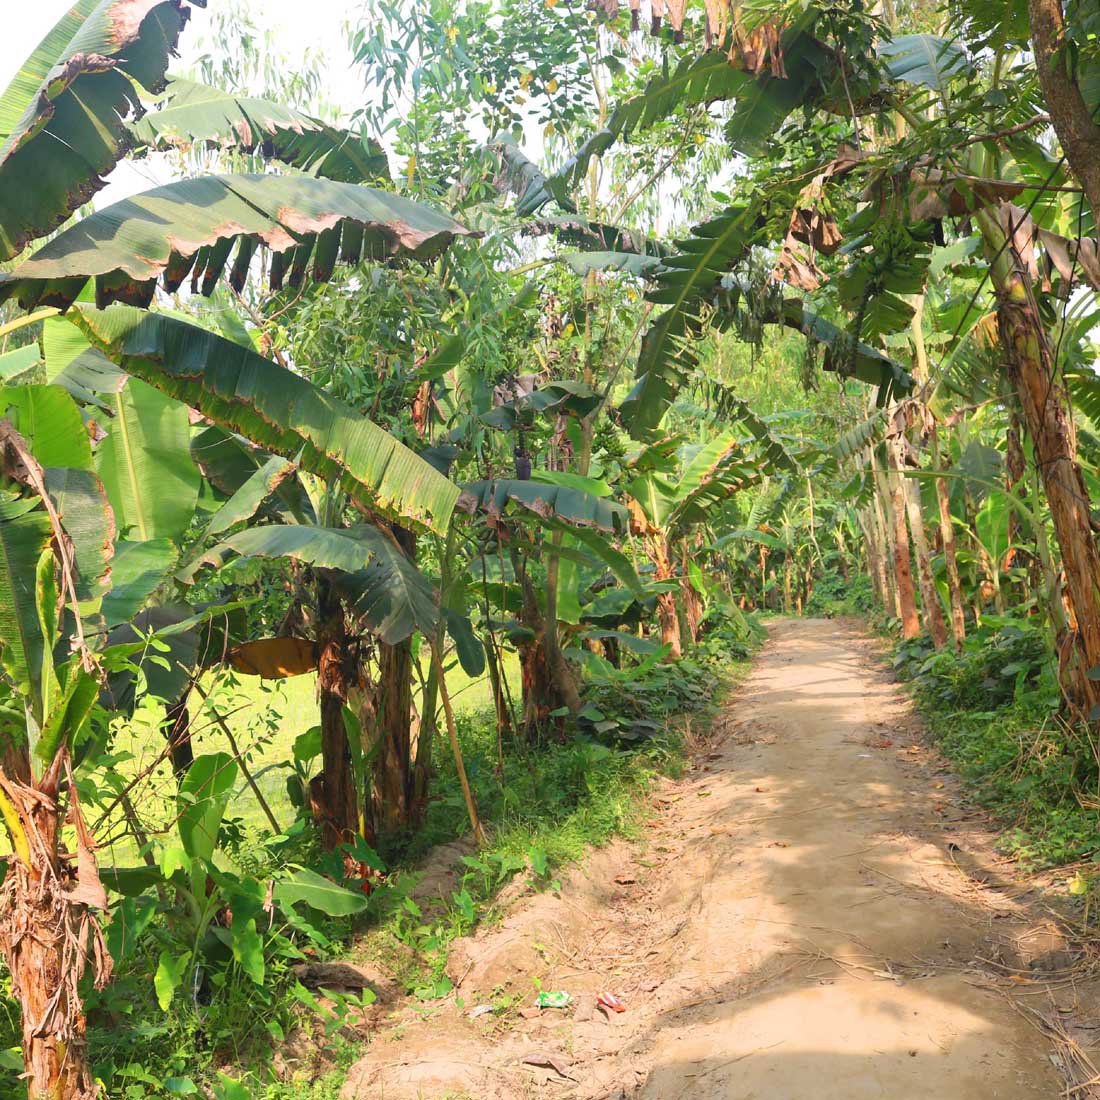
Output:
[
  {"xmin": 488, "ymin": 136, "xmax": 573, "ymax": 217},
  {"xmin": 0, "ymin": 344, "xmax": 40, "ymax": 381},
  {"xmin": 274, "ymin": 867, "xmax": 369, "ymax": 916},
  {"xmin": 561, "ymin": 251, "xmax": 663, "ymax": 278},
  {"xmin": 459, "ymin": 480, "xmax": 628, "ymax": 533},
  {"xmin": 0, "ymin": 495, "xmax": 52, "ymax": 701},
  {"xmin": 0, "ymin": 0, "xmax": 197, "ymax": 259},
  {"xmin": 101, "ymin": 865, "xmax": 164, "ymax": 896},
  {"xmin": 563, "ymin": 525, "xmax": 643, "ymax": 596},
  {"xmin": 131, "ymin": 77, "xmax": 389, "ymax": 183},
  {"xmin": 74, "ymin": 307, "xmax": 460, "ymax": 536},
  {"xmin": 703, "ymin": 384, "xmax": 801, "ymax": 474},
  {"xmin": 200, "ymin": 456, "xmax": 295, "ymax": 540},
  {"xmin": 43, "ymin": 466, "xmax": 115, "ymax": 601},
  {"xmin": 154, "ymin": 948, "xmax": 191, "ymax": 1012},
  {"xmin": 781, "ymin": 300, "xmax": 913, "ymax": 398},
  {"xmin": 177, "ymin": 752, "xmax": 238, "ymax": 863},
  {"xmin": 0, "ymin": 174, "xmax": 474, "ymax": 311},
  {"xmin": 231, "ymin": 918, "xmax": 265, "ymax": 984},
  {"xmin": 101, "ymin": 539, "xmax": 177, "ymax": 626},
  {"xmin": 1, "ymin": 384, "xmax": 91, "ymax": 470},
  {"xmin": 37, "ymin": 666, "xmax": 99, "ymax": 764},
  {"xmin": 443, "ymin": 609, "xmax": 486, "ymax": 677},
  {"xmin": 623, "ymin": 203, "xmax": 763, "ymax": 437},
  {"xmin": 292, "ymin": 726, "xmax": 322, "ymax": 764},
  {"xmin": 878, "ymin": 34, "xmax": 972, "ymax": 100},
  {"xmin": 95, "ymin": 377, "xmax": 200, "ymax": 542},
  {"xmin": 164, "ymin": 1079, "xmax": 198, "ymax": 1096},
  {"xmin": 194, "ymin": 524, "xmax": 437, "ymax": 644},
  {"xmin": 529, "ymin": 470, "xmax": 613, "ymax": 497},
  {"xmin": 213, "ymin": 1073, "xmax": 253, "ymax": 1100},
  {"xmin": 543, "ymin": 51, "xmax": 753, "ymax": 203},
  {"xmin": 42, "ymin": 315, "xmax": 125, "ymax": 407}
]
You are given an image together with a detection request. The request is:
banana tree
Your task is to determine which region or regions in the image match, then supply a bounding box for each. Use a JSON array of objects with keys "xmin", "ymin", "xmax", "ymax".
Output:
[
  {"xmin": 456, "ymin": 474, "xmax": 634, "ymax": 738},
  {"xmin": 0, "ymin": 0, "xmax": 200, "ymax": 260},
  {"xmin": 0, "ymin": 374, "xmax": 225, "ymax": 1097},
  {"xmin": 624, "ymin": 434, "xmax": 763, "ymax": 657}
]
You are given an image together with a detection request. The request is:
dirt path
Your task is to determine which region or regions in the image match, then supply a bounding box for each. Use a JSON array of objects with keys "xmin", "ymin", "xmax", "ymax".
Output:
[{"xmin": 339, "ymin": 619, "xmax": 1092, "ymax": 1099}]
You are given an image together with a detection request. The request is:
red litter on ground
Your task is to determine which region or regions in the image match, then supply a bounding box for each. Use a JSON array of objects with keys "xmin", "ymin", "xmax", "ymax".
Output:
[{"xmin": 597, "ymin": 992, "xmax": 625, "ymax": 1013}]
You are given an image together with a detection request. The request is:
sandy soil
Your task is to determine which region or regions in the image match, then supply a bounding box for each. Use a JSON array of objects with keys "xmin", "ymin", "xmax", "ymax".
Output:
[{"xmin": 337, "ymin": 618, "xmax": 1100, "ymax": 1099}]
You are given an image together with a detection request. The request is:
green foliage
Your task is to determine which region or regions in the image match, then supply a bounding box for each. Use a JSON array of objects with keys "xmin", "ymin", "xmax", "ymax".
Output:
[
  {"xmin": 895, "ymin": 619, "xmax": 1100, "ymax": 868},
  {"xmin": 894, "ymin": 620, "xmax": 1057, "ymax": 712},
  {"xmin": 805, "ymin": 571, "xmax": 874, "ymax": 617}
]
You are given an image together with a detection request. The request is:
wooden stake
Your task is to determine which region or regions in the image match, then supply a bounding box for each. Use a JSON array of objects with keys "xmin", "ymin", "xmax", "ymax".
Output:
[{"xmin": 431, "ymin": 641, "xmax": 487, "ymax": 847}]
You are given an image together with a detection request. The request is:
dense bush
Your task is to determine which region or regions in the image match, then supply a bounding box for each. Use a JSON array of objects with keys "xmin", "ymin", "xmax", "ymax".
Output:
[
  {"xmin": 894, "ymin": 620, "xmax": 1057, "ymax": 712},
  {"xmin": 894, "ymin": 618, "xmax": 1100, "ymax": 867},
  {"xmin": 805, "ymin": 571, "xmax": 874, "ymax": 618}
]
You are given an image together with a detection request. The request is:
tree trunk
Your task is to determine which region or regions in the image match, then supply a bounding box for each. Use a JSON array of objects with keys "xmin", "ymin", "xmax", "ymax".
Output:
[
  {"xmin": 542, "ymin": 535, "xmax": 582, "ymax": 715},
  {"xmin": 884, "ymin": 435, "xmax": 921, "ymax": 638},
  {"xmin": 898, "ymin": 437, "xmax": 949, "ymax": 648},
  {"xmin": 983, "ymin": 206, "xmax": 1100, "ymax": 712},
  {"xmin": 679, "ymin": 546, "xmax": 704, "ymax": 646},
  {"xmin": 367, "ymin": 634, "xmax": 415, "ymax": 842},
  {"xmin": 1028, "ymin": 0, "xmax": 1100, "ymax": 241},
  {"xmin": 0, "ymin": 755, "xmax": 109, "ymax": 1100},
  {"xmin": 315, "ymin": 578, "xmax": 357, "ymax": 849},
  {"xmin": 929, "ymin": 424, "xmax": 967, "ymax": 652},
  {"xmin": 512, "ymin": 549, "xmax": 571, "ymax": 739},
  {"xmin": 652, "ymin": 536, "xmax": 681, "ymax": 659},
  {"xmin": 871, "ymin": 451, "xmax": 902, "ymax": 619},
  {"xmin": 160, "ymin": 687, "xmax": 193, "ymax": 781},
  {"xmin": 365, "ymin": 526, "xmax": 420, "ymax": 843}
]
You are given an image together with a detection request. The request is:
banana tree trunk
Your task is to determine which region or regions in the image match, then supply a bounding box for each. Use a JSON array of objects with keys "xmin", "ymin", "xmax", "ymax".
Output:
[
  {"xmin": 927, "ymin": 423, "xmax": 966, "ymax": 651},
  {"xmin": 542, "ymin": 534, "xmax": 582, "ymax": 715},
  {"xmin": 679, "ymin": 545, "xmax": 703, "ymax": 646},
  {"xmin": 651, "ymin": 536, "xmax": 681, "ymax": 659},
  {"xmin": 884, "ymin": 434, "xmax": 921, "ymax": 638},
  {"xmin": 365, "ymin": 526, "xmax": 421, "ymax": 842},
  {"xmin": 367, "ymin": 634, "xmax": 415, "ymax": 841},
  {"xmin": 315, "ymin": 578, "xmax": 357, "ymax": 849},
  {"xmin": 160, "ymin": 687, "xmax": 193, "ymax": 781},
  {"xmin": 870, "ymin": 451, "xmax": 902, "ymax": 619},
  {"xmin": 901, "ymin": 457, "xmax": 949, "ymax": 648},
  {"xmin": 859, "ymin": 508, "xmax": 889, "ymax": 610},
  {"xmin": 512, "ymin": 548, "xmax": 574, "ymax": 740},
  {"xmin": 0, "ymin": 753, "xmax": 109, "ymax": 1100},
  {"xmin": 982, "ymin": 206, "xmax": 1100, "ymax": 713}
]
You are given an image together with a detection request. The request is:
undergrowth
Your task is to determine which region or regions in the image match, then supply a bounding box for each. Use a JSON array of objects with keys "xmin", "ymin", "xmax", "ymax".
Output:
[
  {"xmin": 894, "ymin": 618, "xmax": 1100, "ymax": 868},
  {"xmin": 805, "ymin": 570, "xmax": 874, "ymax": 618},
  {"xmin": 0, "ymin": 614, "xmax": 760, "ymax": 1100}
]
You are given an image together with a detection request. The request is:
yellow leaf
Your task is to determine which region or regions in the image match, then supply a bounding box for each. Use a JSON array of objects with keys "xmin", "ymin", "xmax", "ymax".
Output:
[
  {"xmin": 445, "ymin": 24, "xmax": 458, "ymax": 42},
  {"xmin": 1069, "ymin": 871, "xmax": 1089, "ymax": 896},
  {"xmin": 547, "ymin": 78, "xmax": 559, "ymax": 93},
  {"xmin": 229, "ymin": 637, "xmax": 318, "ymax": 679},
  {"xmin": 406, "ymin": 155, "xmax": 417, "ymax": 187}
]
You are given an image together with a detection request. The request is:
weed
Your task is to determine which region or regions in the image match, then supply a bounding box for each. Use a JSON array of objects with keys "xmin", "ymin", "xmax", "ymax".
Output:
[{"xmin": 895, "ymin": 618, "xmax": 1100, "ymax": 869}]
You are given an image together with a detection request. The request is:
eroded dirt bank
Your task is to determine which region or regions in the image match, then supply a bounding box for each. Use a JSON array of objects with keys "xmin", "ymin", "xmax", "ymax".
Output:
[{"xmin": 338, "ymin": 618, "xmax": 1096, "ymax": 1099}]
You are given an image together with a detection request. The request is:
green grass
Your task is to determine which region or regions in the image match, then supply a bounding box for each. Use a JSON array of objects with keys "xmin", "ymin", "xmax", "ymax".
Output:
[
  {"xmin": 92, "ymin": 652, "xmax": 520, "ymax": 867},
  {"xmin": 918, "ymin": 700, "xmax": 1100, "ymax": 868},
  {"xmin": 0, "ymin": 626, "xmax": 760, "ymax": 1099},
  {"xmin": 895, "ymin": 623, "xmax": 1100, "ymax": 869}
]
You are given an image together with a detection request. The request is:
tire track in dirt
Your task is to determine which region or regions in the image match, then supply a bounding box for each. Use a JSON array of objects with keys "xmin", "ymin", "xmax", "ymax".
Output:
[{"xmin": 339, "ymin": 619, "xmax": 1091, "ymax": 1099}]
